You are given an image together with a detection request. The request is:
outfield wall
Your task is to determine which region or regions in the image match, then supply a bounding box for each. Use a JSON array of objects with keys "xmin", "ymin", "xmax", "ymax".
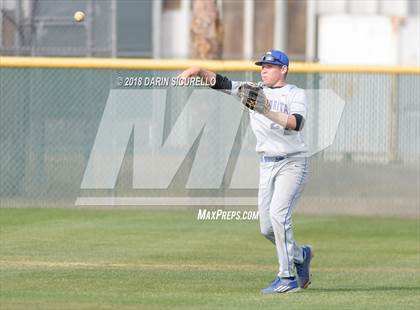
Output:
[{"xmin": 0, "ymin": 58, "xmax": 419, "ymax": 217}]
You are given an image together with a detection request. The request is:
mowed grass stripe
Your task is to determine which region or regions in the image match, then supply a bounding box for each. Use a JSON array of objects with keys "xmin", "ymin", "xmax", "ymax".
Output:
[{"xmin": 1, "ymin": 260, "xmax": 419, "ymax": 273}]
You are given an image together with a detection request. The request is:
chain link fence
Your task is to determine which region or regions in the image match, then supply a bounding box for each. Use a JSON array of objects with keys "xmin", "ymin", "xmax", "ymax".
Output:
[
  {"xmin": 0, "ymin": 63, "xmax": 419, "ymax": 217},
  {"xmin": 1, "ymin": 0, "xmax": 155, "ymax": 57}
]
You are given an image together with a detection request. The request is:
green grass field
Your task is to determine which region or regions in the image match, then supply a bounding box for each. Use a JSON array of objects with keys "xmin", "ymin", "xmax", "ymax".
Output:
[{"xmin": 0, "ymin": 208, "xmax": 419, "ymax": 310}]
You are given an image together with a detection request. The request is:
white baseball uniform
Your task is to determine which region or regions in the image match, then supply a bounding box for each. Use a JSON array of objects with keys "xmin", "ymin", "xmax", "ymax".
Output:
[{"xmin": 231, "ymin": 82, "xmax": 309, "ymax": 278}]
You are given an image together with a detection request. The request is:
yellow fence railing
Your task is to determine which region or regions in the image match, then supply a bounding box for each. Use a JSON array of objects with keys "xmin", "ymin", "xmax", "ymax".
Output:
[{"xmin": 1, "ymin": 56, "xmax": 420, "ymax": 74}]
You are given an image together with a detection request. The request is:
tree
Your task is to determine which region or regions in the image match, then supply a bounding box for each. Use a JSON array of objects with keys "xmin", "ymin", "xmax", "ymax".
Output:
[{"xmin": 191, "ymin": 0, "xmax": 223, "ymax": 59}]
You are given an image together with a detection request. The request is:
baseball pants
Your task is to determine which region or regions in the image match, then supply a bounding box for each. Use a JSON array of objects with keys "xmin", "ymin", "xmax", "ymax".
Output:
[{"xmin": 258, "ymin": 157, "xmax": 309, "ymax": 278}]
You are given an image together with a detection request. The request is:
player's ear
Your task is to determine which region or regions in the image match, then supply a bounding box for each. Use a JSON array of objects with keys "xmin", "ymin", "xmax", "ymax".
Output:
[{"xmin": 281, "ymin": 65, "xmax": 288, "ymax": 75}]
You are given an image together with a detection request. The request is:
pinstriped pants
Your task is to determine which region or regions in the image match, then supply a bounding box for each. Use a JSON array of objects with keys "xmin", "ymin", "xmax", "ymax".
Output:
[{"xmin": 258, "ymin": 157, "xmax": 309, "ymax": 278}]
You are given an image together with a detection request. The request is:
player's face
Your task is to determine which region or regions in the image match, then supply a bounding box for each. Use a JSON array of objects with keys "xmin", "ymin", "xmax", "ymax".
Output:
[{"xmin": 260, "ymin": 64, "xmax": 287, "ymax": 87}]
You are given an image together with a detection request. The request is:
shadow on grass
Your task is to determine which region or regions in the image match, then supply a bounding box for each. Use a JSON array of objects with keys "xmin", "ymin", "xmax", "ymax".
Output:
[{"xmin": 311, "ymin": 286, "xmax": 420, "ymax": 293}]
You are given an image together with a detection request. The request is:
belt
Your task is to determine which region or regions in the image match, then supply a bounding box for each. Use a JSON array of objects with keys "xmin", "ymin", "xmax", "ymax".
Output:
[{"xmin": 260, "ymin": 155, "xmax": 285, "ymax": 163}]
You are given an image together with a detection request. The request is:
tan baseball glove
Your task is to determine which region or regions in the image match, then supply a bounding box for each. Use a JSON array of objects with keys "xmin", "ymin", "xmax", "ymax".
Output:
[{"xmin": 237, "ymin": 83, "xmax": 271, "ymax": 114}]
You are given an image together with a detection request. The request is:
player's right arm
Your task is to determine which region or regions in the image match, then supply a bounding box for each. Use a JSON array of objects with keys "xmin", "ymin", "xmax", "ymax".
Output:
[
  {"xmin": 177, "ymin": 67, "xmax": 235, "ymax": 91},
  {"xmin": 176, "ymin": 66, "xmax": 216, "ymax": 86}
]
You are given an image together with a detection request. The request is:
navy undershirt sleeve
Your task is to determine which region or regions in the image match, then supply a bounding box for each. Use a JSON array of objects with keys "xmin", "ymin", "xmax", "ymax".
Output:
[
  {"xmin": 292, "ymin": 114, "xmax": 304, "ymax": 131},
  {"xmin": 211, "ymin": 74, "xmax": 232, "ymax": 90}
]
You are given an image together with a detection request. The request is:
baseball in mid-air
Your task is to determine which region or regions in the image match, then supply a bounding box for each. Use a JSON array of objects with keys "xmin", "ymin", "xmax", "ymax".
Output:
[{"xmin": 73, "ymin": 11, "xmax": 85, "ymax": 22}]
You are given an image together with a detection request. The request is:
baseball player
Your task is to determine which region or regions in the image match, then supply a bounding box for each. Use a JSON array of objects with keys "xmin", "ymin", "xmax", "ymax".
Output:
[{"xmin": 177, "ymin": 50, "xmax": 313, "ymax": 294}]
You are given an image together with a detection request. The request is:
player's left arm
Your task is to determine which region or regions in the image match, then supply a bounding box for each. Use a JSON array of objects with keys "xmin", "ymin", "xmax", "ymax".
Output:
[
  {"xmin": 264, "ymin": 112, "xmax": 302, "ymax": 130},
  {"xmin": 264, "ymin": 89, "xmax": 306, "ymax": 131}
]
